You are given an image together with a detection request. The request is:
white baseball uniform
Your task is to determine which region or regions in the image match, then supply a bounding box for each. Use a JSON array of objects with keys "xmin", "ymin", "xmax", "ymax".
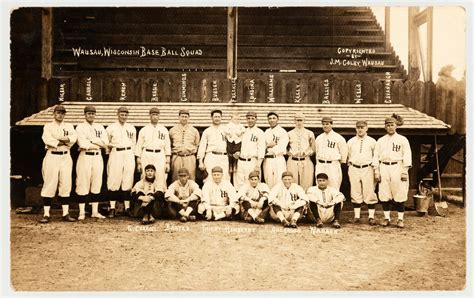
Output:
[
  {"xmin": 287, "ymin": 127, "xmax": 315, "ymax": 191},
  {"xmin": 41, "ymin": 121, "xmax": 77, "ymax": 198},
  {"xmin": 197, "ymin": 125, "xmax": 229, "ymax": 181},
  {"xmin": 135, "ymin": 123, "xmax": 171, "ymax": 187},
  {"xmin": 234, "ymin": 126, "xmax": 265, "ymax": 190},
  {"xmin": 269, "ymin": 182, "xmax": 308, "ymax": 221},
  {"xmin": 200, "ymin": 179, "xmax": 240, "ymax": 217},
  {"xmin": 75, "ymin": 121, "xmax": 109, "ymax": 196},
  {"xmin": 169, "ymin": 123, "xmax": 200, "ymax": 181},
  {"xmin": 238, "ymin": 181, "xmax": 270, "ymax": 218},
  {"xmin": 106, "ymin": 122, "xmax": 136, "ymax": 191},
  {"xmin": 165, "ymin": 179, "xmax": 202, "ymax": 203},
  {"xmin": 307, "ymin": 185, "xmax": 345, "ymax": 223},
  {"xmin": 373, "ymin": 133, "xmax": 412, "ymax": 202},
  {"xmin": 315, "ymin": 130, "xmax": 348, "ymax": 190},
  {"xmin": 347, "ymin": 134, "xmax": 378, "ymax": 204},
  {"xmin": 263, "ymin": 125, "xmax": 289, "ymax": 189}
]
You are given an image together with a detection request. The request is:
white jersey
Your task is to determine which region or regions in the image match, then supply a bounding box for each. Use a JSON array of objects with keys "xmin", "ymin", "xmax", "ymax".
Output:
[
  {"xmin": 269, "ymin": 183, "xmax": 308, "ymax": 210},
  {"xmin": 238, "ymin": 182, "xmax": 270, "ymax": 202},
  {"xmin": 347, "ymin": 135, "xmax": 376, "ymax": 165},
  {"xmin": 264, "ymin": 125, "xmax": 289, "ymax": 156},
  {"xmin": 76, "ymin": 121, "xmax": 108, "ymax": 151},
  {"xmin": 373, "ymin": 133, "xmax": 412, "ymax": 169},
  {"xmin": 240, "ymin": 125, "xmax": 266, "ymax": 159},
  {"xmin": 165, "ymin": 180, "xmax": 202, "ymax": 202},
  {"xmin": 197, "ymin": 125, "xmax": 228, "ymax": 159},
  {"xmin": 287, "ymin": 127, "xmax": 315, "ymax": 157},
  {"xmin": 307, "ymin": 186, "xmax": 345, "ymax": 206},
  {"xmin": 315, "ymin": 130, "xmax": 348, "ymax": 162},
  {"xmin": 134, "ymin": 123, "xmax": 171, "ymax": 157},
  {"xmin": 42, "ymin": 121, "xmax": 77, "ymax": 150},
  {"xmin": 201, "ymin": 179, "xmax": 240, "ymax": 208},
  {"xmin": 106, "ymin": 122, "xmax": 136, "ymax": 151}
]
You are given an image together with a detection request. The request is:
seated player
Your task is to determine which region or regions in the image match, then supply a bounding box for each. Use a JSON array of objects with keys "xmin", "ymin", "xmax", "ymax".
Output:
[
  {"xmin": 198, "ymin": 166, "xmax": 240, "ymax": 221},
  {"xmin": 307, "ymin": 173, "xmax": 345, "ymax": 229},
  {"xmin": 130, "ymin": 164, "xmax": 166, "ymax": 224},
  {"xmin": 268, "ymin": 171, "xmax": 308, "ymax": 228},
  {"xmin": 238, "ymin": 171, "xmax": 270, "ymax": 224},
  {"xmin": 165, "ymin": 168, "xmax": 202, "ymax": 222}
]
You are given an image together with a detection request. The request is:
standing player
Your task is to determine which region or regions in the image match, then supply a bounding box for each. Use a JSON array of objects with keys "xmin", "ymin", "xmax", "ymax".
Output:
[
  {"xmin": 263, "ymin": 112, "xmax": 289, "ymax": 189},
  {"xmin": 75, "ymin": 106, "xmax": 109, "ymax": 220},
  {"xmin": 105, "ymin": 107, "xmax": 136, "ymax": 218},
  {"xmin": 286, "ymin": 113, "xmax": 315, "ymax": 191},
  {"xmin": 165, "ymin": 168, "xmax": 202, "ymax": 222},
  {"xmin": 307, "ymin": 173, "xmax": 345, "ymax": 229},
  {"xmin": 233, "ymin": 111, "xmax": 265, "ymax": 191},
  {"xmin": 269, "ymin": 172, "xmax": 308, "ymax": 228},
  {"xmin": 197, "ymin": 110, "xmax": 229, "ymax": 181},
  {"xmin": 373, "ymin": 115, "xmax": 412, "ymax": 228},
  {"xmin": 135, "ymin": 107, "xmax": 171, "ymax": 187},
  {"xmin": 346, "ymin": 120, "xmax": 378, "ymax": 225},
  {"xmin": 314, "ymin": 116, "xmax": 348, "ymax": 190},
  {"xmin": 198, "ymin": 166, "xmax": 240, "ymax": 221},
  {"xmin": 238, "ymin": 171, "xmax": 270, "ymax": 224},
  {"xmin": 39, "ymin": 105, "xmax": 77, "ymax": 223},
  {"xmin": 169, "ymin": 109, "xmax": 200, "ymax": 181}
]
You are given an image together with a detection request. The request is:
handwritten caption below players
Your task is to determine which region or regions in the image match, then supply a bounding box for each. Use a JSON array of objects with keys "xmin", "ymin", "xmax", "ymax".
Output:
[{"xmin": 127, "ymin": 223, "xmax": 341, "ymax": 235}]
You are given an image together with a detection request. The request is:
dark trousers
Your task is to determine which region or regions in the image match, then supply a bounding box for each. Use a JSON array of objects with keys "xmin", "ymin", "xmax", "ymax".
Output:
[
  {"xmin": 308, "ymin": 201, "xmax": 342, "ymax": 222},
  {"xmin": 167, "ymin": 200, "xmax": 199, "ymax": 219},
  {"xmin": 241, "ymin": 200, "xmax": 270, "ymax": 220},
  {"xmin": 227, "ymin": 141, "xmax": 242, "ymax": 171},
  {"xmin": 131, "ymin": 191, "xmax": 166, "ymax": 218}
]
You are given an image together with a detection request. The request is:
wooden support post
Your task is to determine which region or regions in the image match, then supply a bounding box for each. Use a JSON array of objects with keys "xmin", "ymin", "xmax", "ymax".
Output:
[
  {"xmin": 384, "ymin": 7, "xmax": 390, "ymax": 51},
  {"xmin": 408, "ymin": 7, "xmax": 420, "ymax": 81},
  {"xmin": 426, "ymin": 7, "xmax": 433, "ymax": 82},
  {"xmin": 41, "ymin": 8, "xmax": 52, "ymax": 80},
  {"xmin": 227, "ymin": 7, "xmax": 238, "ymax": 80}
]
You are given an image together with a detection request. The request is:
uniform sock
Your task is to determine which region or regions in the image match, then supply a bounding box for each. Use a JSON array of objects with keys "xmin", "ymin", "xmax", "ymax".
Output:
[
  {"xmin": 185, "ymin": 207, "xmax": 193, "ymax": 216},
  {"xmin": 276, "ymin": 211, "xmax": 285, "ymax": 222},
  {"xmin": 44, "ymin": 206, "xmax": 51, "ymax": 217},
  {"xmin": 124, "ymin": 200, "xmax": 130, "ymax": 210},
  {"xmin": 383, "ymin": 211, "xmax": 390, "ymax": 220},
  {"xmin": 291, "ymin": 212, "xmax": 301, "ymax": 222},
  {"xmin": 91, "ymin": 202, "xmax": 100, "ymax": 215},
  {"xmin": 62, "ymin": 205, "xmax": 69, "ymax": 216},
  {"xmin": 354, "ymin": 208, "xmax": 361, "ymax": 219},
  {"xmin": 79, "ymin": 203, "xmax": 86, "ymax": 216},
  {"xmin": 398, "ymin": 212, "xmax": 404, "ymax": 221},
  {"xmin": 368, "ymin": 208, "xmax": 375, "ymax": 219},
  {"xmin": 178, "ymin": 209, "xmax": 187, "ymax": 217},
  {"xmin": 110, "ymin": 201, "xmax": 116, "ymax": 209}
]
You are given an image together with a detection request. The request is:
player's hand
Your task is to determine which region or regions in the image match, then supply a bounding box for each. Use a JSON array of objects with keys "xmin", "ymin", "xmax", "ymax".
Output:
[
  {"xmin": 401, "ymin": 173, "xmax": 408, "ymax": 182},
  {"xmin": 182, "ymin": 201, "xmax": 189, "ymax": 208},
  {"xmin": 257, "ymin": 200, "xmax": 265, "ymax": 209},
  {"xmin": 250, "ymin": 201, "xmax": 258, "ymax": 208},
  {"xmin": 374, "ymin": 172, "xmax": 381, "ymax": 182},
  {"xmin": 233, "ymin": 151, "xmax": 240, "ymax": 159},
  {"xmin": 198, "ymin": 161, "xmax": 206, "ymax": 171},
  {"xmin": 267, "ymin": 141, "xmax": 276, "ymax": 148},
  {"xmin": 205, "ymin": 210, "xmax": 213, "ymax": 220},
  {"xmin": 58, "ymin": 136, "xmax": 69, "ymax": 143},
  {"xmin": 136, "ymin": 163, "xmax": 142, "ymax": 173}
]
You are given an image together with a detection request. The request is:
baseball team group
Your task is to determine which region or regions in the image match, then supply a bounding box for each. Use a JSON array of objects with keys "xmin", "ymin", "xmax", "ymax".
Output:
[{"xmin": 37, "ymin": 104, "xmax": 412, "ymax": 229}]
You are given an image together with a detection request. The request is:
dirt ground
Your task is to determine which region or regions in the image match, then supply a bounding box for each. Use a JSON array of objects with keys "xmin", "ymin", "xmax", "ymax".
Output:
[{"xmin": 10, "ymin": 204, "xmax": 466, "ymax": 292}]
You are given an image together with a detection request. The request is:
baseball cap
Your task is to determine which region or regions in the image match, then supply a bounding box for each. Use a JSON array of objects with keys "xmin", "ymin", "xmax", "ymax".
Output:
[
  {"xmin": 355, "ymin": 120, "xmax": 367, "ymax": 127},
  {"xmin": 177, "ymin": 168, "xmax": 190, "ymax": 176},
  {"xmin": 84, "ymin": 106, "xmax": 96, "ymax": 113},
  {"xmin": 248, "ymin": 171, "xmax": 260, "ymax": 179},
  {"xmin": 149, "ymin": 107, "xmax": 160, "ymax": 114},
  {"xmin": 267, "ymin": 111, "xmax": 279, "ymax": 118},
  {"xmin": 211, "ymin": 166, "xmax": 223, "ymax": 173},
  {"xmin": 54, "ymin": 105, "xmax": 66, "ymax": 113},
  {"xmin": 321, "ymin": 116, "xmax": 333, "ymax": 123},
  {"xmin": 211, "ymin": 109, "xmax": 222, "ymax": 116},
  {"xmin": 295, "ymin": 113, "xmax": 305, "ymax": 120},
  {"xmin": 144, "ymin": 164, "xmax": 156, "ymax": 171},
  {"xmin": 316, "ymin": 173, "xmax": 329, "ymax": 180},
  {"xmin": 246, "ymin": 111, "xmax": 257, "ymax": 118},
  {"xmin": 281, "ymin": 171, "xmax": 293, "ymax": 178},
  {"xmin": 384, "ymin": 117, "xmax": 396, "ymax": 124},
  {"xmin": 179, "ymin": 109, "xmax": 190, "ymax": 115},
  {"xmin": 117, "ymin": 107, "xmax": 129, "ymax": 113}
]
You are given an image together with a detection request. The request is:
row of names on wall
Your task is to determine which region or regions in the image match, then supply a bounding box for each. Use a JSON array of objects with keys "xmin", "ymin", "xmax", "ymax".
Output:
[{"xmin": 58, "ymin": 73, "xmax": 392, "ymax": 104}]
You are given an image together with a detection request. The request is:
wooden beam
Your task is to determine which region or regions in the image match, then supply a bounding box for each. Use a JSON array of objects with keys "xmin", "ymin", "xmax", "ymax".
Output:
[
  {"xmin": 408, "ymin": 7, "xmax": 420, "ymax": 81},
  {"xmin": 384, "ymin": 7, "xmax": 390, "ymax": 51},
  {"xmin": 41, "ymin": 8, "xmax": 53, "ymax": 80},
  {"xmin": 426, "ymin": 7, "xmax": 433, "ymax": 82},
  {"xmin": 227, "ymin": 7, "xmax": 238, "ymax": 80}
]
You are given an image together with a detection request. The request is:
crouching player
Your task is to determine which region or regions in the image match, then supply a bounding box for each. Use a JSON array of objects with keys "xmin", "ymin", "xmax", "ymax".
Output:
[
  {"xmin": 238, "ymin": 171, "xmax": 270, "ymax": 224},
  {"xmin": 165, "ymin": 168, "xmax": 202, "ymax": 222},
  {"xmin": 198, "ymin": 166, "xmax": 240, "ymax": 221},
  {"xmin": 130, "ymin": 164, "xmax": 166, "ymax": 224},
  {"xmin": 307, "ymin": 173, "xmax": 345, "ymax": 229},
  {"xmin": 269, "ymin": 171, "xmax": 308, "ymax": 228}
]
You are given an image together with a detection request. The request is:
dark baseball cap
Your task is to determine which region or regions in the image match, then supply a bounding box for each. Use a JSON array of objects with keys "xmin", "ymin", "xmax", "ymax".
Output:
[
  {"xmin": 54, "ymin": 105, "xmax": 66, "ymax": 113},
  {"xmin": 84, "ymin": 106, "xmax": 96, "ymax": 113},
  {"xmin": 117, "ymin": 107, "xmax": 129, "ymax": 113}
]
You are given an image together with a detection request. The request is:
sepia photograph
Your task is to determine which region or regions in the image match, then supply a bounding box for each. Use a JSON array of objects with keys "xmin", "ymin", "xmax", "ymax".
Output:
[{"xmin": 3, "ymin": 1, "xmax": 472, "ymax": 296}]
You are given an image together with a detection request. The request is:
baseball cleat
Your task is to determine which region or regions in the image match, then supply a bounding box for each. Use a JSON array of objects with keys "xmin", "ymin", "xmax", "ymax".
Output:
[
  {"xmin": 254, "ymin": 217, "xmax": 265, "ymax": 224},
  {"xmin": 108, "ymin": 209, "xmax": 116, "ymax": 219},
  {"xmin": 91, "ymin": 213, "xmax": 106, "ymax": 219},
  {"xmin": 180, "ymin": 216, "xmax": 188, "ymax": 223},
  {"xmin": 148, "ymin": 215, "xmax": 155, "ymax": 224},
  {"xmin": 77, "ymin": 214, "xmax": 85, "ymax": 221},
  {"xmin": 290, "ymin": 219, "xmax": 298, "ymax": 228},
  {"xmin": 368, "ymin": 218, "xmax": 376, "ymax": 226},
  {"xmin": 396, "ymin": 219, "xmax": 404, "ymax": 228},
  {"xmin": 332, "ymin": 220, "xmax": 341, "ymax": 229},
  {"xmin": 188, "ymin": 215, "xmax": 196, "ymax": 222},
  {"xmin": 281, "ymin": 219, "xmax": 291, "ymax": 227},
  {"xmin": 125, "ymin": 208, "xmax": 134, "ymax": 218},
  {"xmin": 316, "ymin": 218, "xmax": 323, "ymax": 228},
  {"xmin": 351, "ymin": 218, "xmax": 361, "ymax": 224},
  {"xmin": 381, "ymin": 219, "xmax": 390, "ymax": 227},
  {"xmin": 62, "ymin": 214, "xmax": 76, "ymax": 222},
  {"xmin": 141, "ymin": 215, "xmax": 149, "ymax": 225},
  {"xmin": 39, "ymin": 216, "xmax": 50, "ymax": 224}
]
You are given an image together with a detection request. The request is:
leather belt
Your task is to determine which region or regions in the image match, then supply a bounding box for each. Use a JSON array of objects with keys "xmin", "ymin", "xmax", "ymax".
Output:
[
  {"xmin": 145, "ymin": 149, "xmax": 161, "ymax": 153},
  {"xmin": 85, "ymin": 152, "xmax": 100, "ymax": 156},
  {"xmin": 239, "ymin": 157, "xmax": 253, "ymax": 162},
  {"xmin": 382, "ymin": 161, "xmax": 398, "ymax": 165},
  {"xmin": 116, "ymin": 147, "xmax": 131, "ymax": 151},
  {"xmin": 351, "ymin": 163, "xmax": 369, "ymax": 168},
  {"xmin": 265, "ymin": 154, "xmax": 276, "ymax": 158},
  {"xmin": 211, "ymin": 151, "xmax": 227, "ymax": 155},
  {"xmin": 173, "ymin": 153, "xmax": 195, "ymax": 157},
  {"xmin": 318, "ymin": 159, "xmax": 332, "ymax": 163},
  {"xmin": 51, "ymin": 151, "xmax": 68, "ymax": 155},
  {"xmin": 292, "ymin": 157, "xmax": 306, "ymax": 161}
]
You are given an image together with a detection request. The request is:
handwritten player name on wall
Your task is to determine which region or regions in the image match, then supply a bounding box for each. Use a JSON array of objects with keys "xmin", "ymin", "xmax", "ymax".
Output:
[
  {"xmin": 180, "ymin": 74, "xmax": 188, "ymax": 102},
  {"xmin": 354, "ymin": 83, "xmax": 363, "ymax": 104},
  {"xmin": 294, "ymin": 83, "xmax": 302, "ymax": 103},
  {"xmin": 86, "ymin": 77, "xmax": 93, "ymax": 101},
  {"xmin": 211, "ymin": 80, "xmax": 219, "ymax": 102},
  {"xmin": 119, "ymin": 82, "xmax": 127, "ymax": 101},
  {"xmin": 384, "ymin": 72, "xmax": 392, "ymax": 103},
  {"xmin": 267, "ymin": 74, "xmax": 275, "ymax": 103},
  {"xmin": 323, "ymin": 79, "xmax": 330, "ymax": 104},
  {"xmin": 58, "ymin": 83, "xmax": 66, "ymax": 102},
  {"xmin": 249, "ymin": 79, "xmax": 256, "ymax": 103},
  {"xmin": 71, "ymin": 46, "xmax": 203, "ymax": 58},
  {"xmin": 230, "ymin": 78, "xmax": 237, "ymax": 102},
  {"xmin": 329, "ymin": 47, "xmax": 385, "ymax": 68},
  {"xmin": 151, "ymin": 81, "xmax": 159, "ymax": 102}
]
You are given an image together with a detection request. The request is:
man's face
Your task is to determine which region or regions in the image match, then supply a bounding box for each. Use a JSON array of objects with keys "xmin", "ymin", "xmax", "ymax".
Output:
[
  {"xmin": 212, "ymin": 113, "xmax": 222, "ymax": 126},
  {"xmin": 385, "ymin": 122, "xmax": 397, "ymax": 135},
  {"xmin": 150, "ymin": 113, "xmax": 159, "ymax": 124},
  {"xmin": 179, "ymin": 113, "xmax": 189, "ymax": 125},
  {"xmin": 54, "ymin": 111, "xmax": 65, "ymax": 122},
  {"xmin": 249, "ymin": 176, "xmax": 259, "ymax": 187},
  {"xmin": 267, "ymin": 115, "xmax": 279, "ymax": 128},
  {"xmin": 178, "ymin": 174, "xmax": 189, "ymax": 185},
  {"xmin": 212, "ymin": 172, "xmax": 223, "ymax": 183},
  {"xmin": 118, "ymin": 112, "xmax": 128, "ymax": 124},
  {"xmin": 295, "ymin": 118, "xmax": 304, "ymax": 129},
  {"xmin": 85, "ymin": 112, "xmax": 96, "ymax": 124},
  {"xmin": 282, "ymin": 176, "xmax": 293, "ymax": 188},
  {"xmin": 322, "ymin": 121, "xmax": 332, "ymax": 133},
  {"xmin": 317, "ymin": 178, "xmax": 328, "ymax": 189},
  {"xmin": 145, "ymin": 168, "xmax": 156, "ymax": 180},
  {"xmin": 246, "ymin": 116, "xmax": 256, "ymax": 128},
  {"xmin": 356, "ymin": 125, "xmax": 368, "ymax": 137}
]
